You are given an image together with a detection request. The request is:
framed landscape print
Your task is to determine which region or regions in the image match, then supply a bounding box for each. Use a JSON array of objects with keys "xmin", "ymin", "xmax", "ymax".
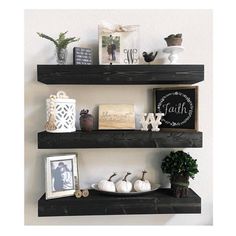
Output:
[
  {"xmin": 45, "ymin": 154, "xmax": 78, "ymax": 200},
  {"xmin": 153, "ymin": 86, "xmax": 198, "ymax": 131}
]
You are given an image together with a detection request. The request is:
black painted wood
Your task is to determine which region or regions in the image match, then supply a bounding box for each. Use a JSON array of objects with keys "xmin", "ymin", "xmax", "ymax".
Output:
[
  {"xmin": 37, "ymin": 65, "xmax": 204, "ymax": 84},
  {"xmin": 38, "ymin": 130, "xmax": 202, "ymax": 149},
  {"xmin": 38, "ymin": 188, "xmax": 201, "ymax": 216},
  {"xmin": 154, "ymin": 86, "xmax": 198, "ymax": 131}
]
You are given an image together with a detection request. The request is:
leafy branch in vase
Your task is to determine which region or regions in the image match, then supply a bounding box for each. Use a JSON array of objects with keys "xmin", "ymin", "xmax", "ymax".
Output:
[{"xmin": 37, "ymin": 31, "xmax": 80, "ymax": 49}]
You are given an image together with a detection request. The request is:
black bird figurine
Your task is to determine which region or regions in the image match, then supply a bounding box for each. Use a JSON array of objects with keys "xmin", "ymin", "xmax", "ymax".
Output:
[{"xmin": 142, "ymin": 51, "xmax": 158, "ymax": 64}]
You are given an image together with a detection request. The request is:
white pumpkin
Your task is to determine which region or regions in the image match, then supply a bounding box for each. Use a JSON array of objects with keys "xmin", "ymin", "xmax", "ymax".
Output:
[
  {"xmin": 116, "ymin": 172, "xmax": 132, "ymax": 193},
  {"xmin": 98, "ymin": 173, "xmax": 117, "ymax": 192},
  {"xmin": 134, "ymin": 170, "xmax": 151, "ymax": 192}
]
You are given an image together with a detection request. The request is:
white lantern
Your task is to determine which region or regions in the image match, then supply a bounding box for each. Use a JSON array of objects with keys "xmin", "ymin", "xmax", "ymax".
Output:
[{"xmin": 46, "ymin": 91, "xmax": 76, "ymax": 133}]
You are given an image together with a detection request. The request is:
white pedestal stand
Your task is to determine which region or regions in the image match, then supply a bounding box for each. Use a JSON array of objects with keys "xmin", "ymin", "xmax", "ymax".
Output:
[{"xmin": 163, "ymin": 46, "xmax": 184, "ymax": 64}]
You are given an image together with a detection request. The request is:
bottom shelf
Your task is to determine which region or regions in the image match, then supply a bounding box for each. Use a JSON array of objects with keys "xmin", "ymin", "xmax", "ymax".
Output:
[{"xmin": 38, "ymin": 188, "xmax": 201, "ymax": 216}]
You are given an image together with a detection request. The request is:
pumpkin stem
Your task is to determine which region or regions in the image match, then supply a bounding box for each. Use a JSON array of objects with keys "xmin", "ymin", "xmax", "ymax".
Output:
[
  {"xmin": 108, "ymin": 173, "xmax": 117, "ymax": 181},
  {"xmin": 141, "ymin": 170, "xmax": 147, "ymax": 181},
  {"xmin": 123, "ymin": 172, "xmax": 131, "ymax": 181}
]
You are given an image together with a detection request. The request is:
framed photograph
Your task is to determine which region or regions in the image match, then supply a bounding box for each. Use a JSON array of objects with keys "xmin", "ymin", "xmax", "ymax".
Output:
[
  {"xmin": 153, "ymin": 86, "xmax": 198, "ymax": 131},
  {"xmin": 98, "ymin": 25, "xmax": 139, "ymax": 65},
  {"xmin": 98, "ymin": 104, "xmax": 135, "ymax": 129},
  {"xmin": 45, "ymin": 154, "xmax": 78, "ymax": 200},
  {"xmin": 99, "ymin": 33, "xmax": 121, "ymax": 64}
]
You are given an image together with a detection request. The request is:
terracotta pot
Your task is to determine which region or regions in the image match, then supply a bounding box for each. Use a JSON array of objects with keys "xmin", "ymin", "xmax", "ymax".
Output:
[
  {"xmin": 170, "ymin": 175, "xmax": 189, "ymax": 198},
  {"xmin": 80, "ymin": 109, "xmax": 94, "ymax": 132},
  {"xmin": 164, "ymin": 37, "xmax": 182, "ymax": 46}
]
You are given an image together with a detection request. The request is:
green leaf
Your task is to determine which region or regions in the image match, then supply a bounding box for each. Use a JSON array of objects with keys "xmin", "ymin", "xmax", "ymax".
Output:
[{"xmin": 37, "ymin": 32, "xmax": 58, "ymax": 47}]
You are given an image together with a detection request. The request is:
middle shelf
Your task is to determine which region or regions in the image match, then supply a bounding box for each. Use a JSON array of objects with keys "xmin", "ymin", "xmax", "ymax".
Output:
[{"xmin": 38, "ymin": 130, "xmax": 202, "ymax": 149}]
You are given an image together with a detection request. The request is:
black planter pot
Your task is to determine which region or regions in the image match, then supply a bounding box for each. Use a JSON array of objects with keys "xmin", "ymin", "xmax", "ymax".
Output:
[{"xmin": 171, "ymin": 175, "xmax": 189, "ymax": 198}]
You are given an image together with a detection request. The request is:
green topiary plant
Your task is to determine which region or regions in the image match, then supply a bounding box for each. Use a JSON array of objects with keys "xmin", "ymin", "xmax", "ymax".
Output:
[
  {"xmin": 161, "ymin": 151, "xmax": 199, "ymax": 198},
  {"xmin": 37, "ymin": 31, "xmax": 80, "ymax": 64}
]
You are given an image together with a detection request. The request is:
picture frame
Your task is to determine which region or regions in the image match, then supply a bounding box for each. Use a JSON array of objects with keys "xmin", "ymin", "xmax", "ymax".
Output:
[
  {"xmin": 153, "ymin": 86, "xmax": 198, "ymax": 131},
  {"xmin": 45, "ymin": 154, "xmax": 78, "ymax": 200},
  {"xmin": 98, "ymin": 25, "xmax": 140, "ymax": 65},
  {"xmin": 99, "ymin": 32, "xmax": 121, "ymax": 65}
]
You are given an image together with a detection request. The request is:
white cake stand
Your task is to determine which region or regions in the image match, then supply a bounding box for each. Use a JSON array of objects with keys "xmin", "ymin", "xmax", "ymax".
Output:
[{"xmin": 163, "ymin": 46, "xmax": 184, "ymax": 64}]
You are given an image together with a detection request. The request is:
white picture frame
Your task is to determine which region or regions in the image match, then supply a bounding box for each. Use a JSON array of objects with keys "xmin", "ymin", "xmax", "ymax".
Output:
[
  {"xmin": 45, "ymin": 154, "xmax": 78, "ymax": 200},
  {"xmin": 99, "ymin": 32, "xmax": 121, "ymax": 65},
  {"xmin": 98, "ymin": 25, "xmax": 140, "ymax": 65}
]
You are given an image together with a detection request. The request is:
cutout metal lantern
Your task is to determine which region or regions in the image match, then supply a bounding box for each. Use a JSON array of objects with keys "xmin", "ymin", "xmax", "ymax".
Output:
[{"xmin": 46, "ymin": 91, "xmax": 76, "ymax": 133}]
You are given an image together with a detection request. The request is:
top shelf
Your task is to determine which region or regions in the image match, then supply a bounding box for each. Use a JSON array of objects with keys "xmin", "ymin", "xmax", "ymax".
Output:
[{"xmin": 37, "ymin": 64, "xmax": 204, "ymax": 85}]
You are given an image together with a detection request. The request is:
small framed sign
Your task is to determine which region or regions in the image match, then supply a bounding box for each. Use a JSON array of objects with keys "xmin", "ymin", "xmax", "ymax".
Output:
[
  {"xmin": 73, "ymin": 47, "xmax": 93, "ymax": 65},
  {"xmin": 153, "ymin": 86, "xmax": 198, "ymax": 131}
]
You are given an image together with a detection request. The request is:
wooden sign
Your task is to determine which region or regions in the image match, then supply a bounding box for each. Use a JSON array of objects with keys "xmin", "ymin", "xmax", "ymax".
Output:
[
  {"xmin": 99, "ymin": 104, "xmax": 135, "ymax": 129},
  {"xmin": 73, "ymin": 47, "xmax": 92, "ymax": 65},
  {"xmin": 153, "ymin": 86, "xmax": 198, "ymax": 131}
]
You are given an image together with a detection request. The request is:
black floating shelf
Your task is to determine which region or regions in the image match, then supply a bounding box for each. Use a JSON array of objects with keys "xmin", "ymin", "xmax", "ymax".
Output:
[
  {"xmin": 37, "ymin": 64, "xmax": 204, "ymax": 85},
  {"xmin": 38, "ymin": 188, "xmax": 201, "ymax": 216},
  {"xmin": 38, "ymin": 130, "xmax": 202, "ymax": 149}
]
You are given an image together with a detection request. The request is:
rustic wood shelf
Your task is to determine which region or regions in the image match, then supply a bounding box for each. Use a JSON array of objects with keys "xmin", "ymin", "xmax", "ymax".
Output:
[
  {"xmin": 38, "ymin": 130, "xmax": 202, "ymax": 149},
  {"xmin": 38, "ymin": 188, "xmax": 201, "ymax": 216},
  {"xmin": 37, "ymin": 64, "xmax": 204, "ymax": 85}
]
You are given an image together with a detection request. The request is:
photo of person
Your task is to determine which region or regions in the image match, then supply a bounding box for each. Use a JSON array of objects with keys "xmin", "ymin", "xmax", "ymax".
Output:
[
  {"xmin": 51, "ymin": 160, "xmax": 74, "ymax": 192},
  {"xmin": 45, "ymin": 154, "xmax": 78, "ymax": 200},
  {"xmin": 101, "ymin": 34, "xmax": 120, "ymax": 64}
]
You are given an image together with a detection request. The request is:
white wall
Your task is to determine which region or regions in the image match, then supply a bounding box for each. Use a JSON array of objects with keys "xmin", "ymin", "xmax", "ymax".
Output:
[{"xmin": 24, "ymin": 9, "xmax": 212, "ymax": 225}]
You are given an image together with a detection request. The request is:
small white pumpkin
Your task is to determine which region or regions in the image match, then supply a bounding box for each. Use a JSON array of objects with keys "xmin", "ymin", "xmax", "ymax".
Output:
[
  {"xmin": 116, "ymin": 172, "xmax": 132, "ymax": 193},
  {"xmin": 134, "ymin": 170, "xmax": 151, "ymax": 192},
  {"xmin": 98, "ymin": 173, "xmax": 117, "ymax": 192}
]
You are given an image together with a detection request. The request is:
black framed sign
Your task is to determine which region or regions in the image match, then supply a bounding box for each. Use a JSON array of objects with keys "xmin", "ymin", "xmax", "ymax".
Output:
[
  {"xmin": 153, "ymin": 86, "xmax": 198, "ymax": 131},
  {"xmin": 73, "ymin": 47, "xmax": 93, "ymax": 65}
]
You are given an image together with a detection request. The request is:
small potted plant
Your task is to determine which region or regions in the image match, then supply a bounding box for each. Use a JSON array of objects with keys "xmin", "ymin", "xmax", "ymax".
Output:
[
  {"xmin": 164, "ymin": 33, "xmax": 183, "ymax": 46},
  {"xmin": 37, "ymin": 31, "xmax": 80, "ymax": 64},
  {"xmin": 161, "ymin": 151, "xmax": 198, "ymax": 198}
]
